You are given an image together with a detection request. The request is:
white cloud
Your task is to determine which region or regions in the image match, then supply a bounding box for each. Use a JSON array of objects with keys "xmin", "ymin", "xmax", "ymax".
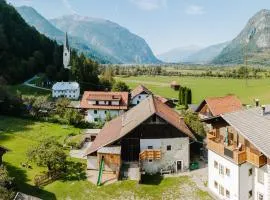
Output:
[
  {"xmin": 185, "ymin": 5, "xmax": 205, "ymax": 15},
  {"xmin": 130, "ymin": 0, "xmax": 167, "ymax": 11},
  {"xmin": 62, "ymin": 0, "xmax": 77, "ymax": 15}
]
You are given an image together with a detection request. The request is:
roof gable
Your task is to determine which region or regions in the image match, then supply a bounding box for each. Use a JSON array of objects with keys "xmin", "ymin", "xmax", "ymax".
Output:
[
  {"xmin": 131, "ymin": 85, "xmax": 152, "ymax": 99},
  {"xmin": 196, "ymin": 95, "xmax": 243, "ymax": 117}
]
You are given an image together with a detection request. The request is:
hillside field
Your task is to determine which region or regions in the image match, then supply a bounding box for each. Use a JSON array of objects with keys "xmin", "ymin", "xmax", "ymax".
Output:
[{"xmin": 116, "ymin": 76, "xmax": 270, "ymax": 104}]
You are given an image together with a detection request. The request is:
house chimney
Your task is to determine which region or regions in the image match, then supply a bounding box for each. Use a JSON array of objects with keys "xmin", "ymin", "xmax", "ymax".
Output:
[
  {"xmin": 261, "ymin": 105, "xmax": 266, "ymax": 116},
  {"xmin": 255, "ymin": 99, "xmax": 260, "ymax": 107}
]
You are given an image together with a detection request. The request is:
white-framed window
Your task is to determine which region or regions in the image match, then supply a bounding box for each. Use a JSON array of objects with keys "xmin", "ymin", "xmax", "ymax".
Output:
[
  {"xmin": 219, "ymin": 164, "xmax": 224, "ymax": 176},
  {"xmin": 248, "ymin": 190, "xmax": 252, "ymax": 198},
  {"xmin": 214, "ymin": 161, "xmax": 218, "ymax": 169},
  {"xmin": 226, "ymin": 190, "xmax": 230, "ymax": 198},
  {"xmin": 148, "ymin": 146, "xmax": 153, "ymax": 149},
  {"xmin": 249, "ymin": 168, "xmax": 253, "ymax": 176},
  {"xmin": 225, "ymin": 168, "xmax": 230, "ymax": 177},
  {"xmin": 219, "ymin": 185, "xmax": 224, "ymax": 196},
  {"xmin": 148, "ymin": 159, "xmax": 152, "ymax": 162},
  {"xmin": 167, "ymin": 145, "xmax": 171, "ymax": 151},
  {"xmin": 257, "ymin": 169, "xmax": 264, "ymax": 185},
  {"xmin": 258, "ymin": 193, "xmax": 264, "ymax": 200},
  {"xmin": 214, "ymin": 181, "xmax": 218, "ymax": 189}
]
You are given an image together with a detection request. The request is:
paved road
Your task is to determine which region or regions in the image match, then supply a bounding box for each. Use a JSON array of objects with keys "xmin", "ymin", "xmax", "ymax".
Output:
[{"xmin": 23, "ymin": 75, "xmax": 51, "ymax": 91}]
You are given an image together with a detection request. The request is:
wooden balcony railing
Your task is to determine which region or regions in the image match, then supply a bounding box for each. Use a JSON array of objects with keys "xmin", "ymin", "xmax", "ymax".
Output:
[
  {"xmin": 207, "ymin": 134, "xmax": 246, "ymax": 165},
  {"xmin": 246, "ymin": 147, "xmax": 267, "ymax": 167},
  {"xmin": 139, "ymin": 150, "xmax": 161, "ymax": 161}
]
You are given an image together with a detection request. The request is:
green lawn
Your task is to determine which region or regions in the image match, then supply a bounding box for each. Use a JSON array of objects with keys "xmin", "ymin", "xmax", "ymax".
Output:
[
  {"xmin": 116, "ymin": 76, "xmax": 270, "ymax": 104},
  {"xmin": 7, "ymin": 84, "xmax": 50, "ymax": 96},
  {"xmin": 0, "ymin": 116, "xmax": 212, "ymax": 200}
]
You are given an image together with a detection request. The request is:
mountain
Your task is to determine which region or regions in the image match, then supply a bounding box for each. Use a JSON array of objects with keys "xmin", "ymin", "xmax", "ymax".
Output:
[
  {"xmin": 157, "ymin": 45, "xmax": 202, "ymax": 63},
  {"xmin": 0, "ymin": 0, "xmax": 63, "ymax": 84},
  {"xmin": 213, "ymin": 9, "xmax": 270, "ymax": 65},
  {"xmin": 16, "ymin": 6, "xmax": 118, "ymax": 64},
  {"xmin": 50, "ymin": 15, "xmax": 160, "ymax": 64},
  {"xmin": 185, "ymin": 42, "xmax": 229, "ymax": 64}
]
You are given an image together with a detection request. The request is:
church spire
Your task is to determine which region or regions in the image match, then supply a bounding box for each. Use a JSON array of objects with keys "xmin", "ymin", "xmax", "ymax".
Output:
[{"xmin": 65, "ymin": 32, "xmax": 69, "ymax": 50}]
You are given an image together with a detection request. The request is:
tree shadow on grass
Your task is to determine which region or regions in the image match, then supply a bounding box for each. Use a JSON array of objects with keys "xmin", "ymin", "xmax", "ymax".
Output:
[
  {"xmin": 61, "ymin": 160, "xmax": 87, "ymax": 181},
  {"xmin": 0, "ymin": 115, "xmax": 35, "ymax": 142},
  {"xmin": 4, "ymin": 162, "xmax": 56, "ymax": 200},
  {"xmin": 140, "ymin": 174, "xmax": 163, "ymax": 185}
]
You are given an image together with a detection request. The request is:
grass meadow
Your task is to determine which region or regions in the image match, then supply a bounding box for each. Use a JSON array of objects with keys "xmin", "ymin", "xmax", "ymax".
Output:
[
  {"xmin": 0, "ymin": 116, "xmax": 212, "ymax": 200},
  {"xmin": 116, "ymin": 76, "xmax": 270, "ymax": 104}
]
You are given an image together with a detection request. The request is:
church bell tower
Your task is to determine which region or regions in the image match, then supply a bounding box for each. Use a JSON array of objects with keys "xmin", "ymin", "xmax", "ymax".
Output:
[{"xmin": 63, "ymin": 32, "xmax": 71, "ymax": 69}]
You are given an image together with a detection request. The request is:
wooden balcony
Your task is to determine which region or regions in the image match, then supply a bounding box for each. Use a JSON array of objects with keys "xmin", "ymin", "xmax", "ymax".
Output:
[
  {"xmin": 139, "ymin": 150, "xmax": 161, "ymax": 161},
  {"xmin": 207, "ymin": 134, "xmax": 246, "ymax": 164},
  {"xmin": 246, "ymin": 147, "xmax": 267, "ymax": 168}
]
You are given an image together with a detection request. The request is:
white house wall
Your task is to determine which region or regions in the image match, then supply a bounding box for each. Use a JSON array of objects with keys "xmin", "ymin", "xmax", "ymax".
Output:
[
  {"xmin": 86, "ymin": 109, "xmax": 123, "ymax": 122},
  {"xmin": 52, "ymin": 89, "xmax": 80, "ymax": 100},
  {"xmin": 131, "ymin": 94, "xmax": 149, "ymax": 105},
  {"xmin": 140, "ymin": 138, "xmax": 189, "ymax": 174},
  {"xmin": 208, "ymin": 150, "xmax": 254, "ymax": 200},
  {"xmin": 254, "ymin": 165, "xmax": 269, "ymax": 200}
]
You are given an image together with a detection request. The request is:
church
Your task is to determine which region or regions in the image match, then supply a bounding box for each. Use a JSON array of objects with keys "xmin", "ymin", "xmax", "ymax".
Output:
[{"xmin": 52, "ymin": 33, "xmax": 80, "ymax": 99}]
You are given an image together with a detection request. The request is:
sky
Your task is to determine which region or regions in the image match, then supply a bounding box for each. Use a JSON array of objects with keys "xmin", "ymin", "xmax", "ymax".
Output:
[{"xmin": 6, "ymin": 0, "xmax": 270, "ymax": 55}]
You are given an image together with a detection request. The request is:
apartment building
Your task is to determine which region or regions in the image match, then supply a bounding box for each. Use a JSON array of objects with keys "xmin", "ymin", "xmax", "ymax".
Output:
[{"xmin": 205, "ymin": 105, "xmax": 270, "ymax": 200}]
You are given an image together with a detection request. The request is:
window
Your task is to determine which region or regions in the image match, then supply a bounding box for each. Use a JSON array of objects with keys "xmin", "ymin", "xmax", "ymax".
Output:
[
  {"xmin": 249, "ymin": 168, "xmax": 253, "ymax": 176},
  {"xmin": 105, "ymin": 110, "xmax": 107, "ymax": 114},
  {"xmin": 148, "ymin": 146, "xmax": 153, "ymax": 149},
  {"xmin": 167, "ymin": 145, "xmax": 171, "ymax": 151},
  {"xmin": 226, "ymin": 190, "xmax": 230, "ymax": 198},
  {"xmin": 148, "ymin": 159, "xmax": 152, "ymax": 162},
  {"xmin": 137, "ymin": 101, "xmax": 140, "ymax": 104},
  {"xmin": 225, "ymin": 168, "xmax": 230, "ymax": 177},
  {"xmin": 214, "ymin": 181, "xmax": 218, "ymax": 189},
  {"xmin": 138, "ymin": 95, "xmax": 141, "ymax": 99},
  {"xmin": 258, "ymin": 169, "xmax": 264, "ymax": 184},
  {"xmin": 219, "ymin": 185, "xmax": 224, "ymax": 196},
  {"xmin": 94, "ymin": 110, "xmax": 97, "ymax": 114},
  {"xmin": 258, "ymin": 193, "xmax": 264, "ymax": 200},
  {"xmin": 94, "ymin": 118, "xmax": 98, "ymax": 122},
  {"xmin": 248, "ymin": 190, "xmax": 252, "ymax": 198},
  {"xmin": 214, "ymin": 161, "xmax": 218, "ymax": 169},
  {"xmin": 219, "ymin": 164, "xmax": 224, "ymax": 176}
]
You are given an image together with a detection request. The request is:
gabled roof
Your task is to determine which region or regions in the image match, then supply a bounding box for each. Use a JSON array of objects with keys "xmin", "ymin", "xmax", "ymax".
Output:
[
  {"xmin": 196, "ymin": 95, "xmax": 243, "ymax": 117},
  {"xmin": 131, "ymin": 85, "xmax": 152, "ymax": 99},
  {"xmin": 52, "ymin": 82, "xmax": 79, "ymax": 90},
  {"xmin": 85, "ymin": 95, "xmax": 195, "ymax": 155},
  {"xmin": 80, "ymin": 91, "xmax": 129, "ymax": 110},
  {"xmin": 155, "ymin": 95, "xmax": 168, "ymax": 104},
  {"xmin": 222, "ymin": 105, "xmax": 270, "ymax": 158}
]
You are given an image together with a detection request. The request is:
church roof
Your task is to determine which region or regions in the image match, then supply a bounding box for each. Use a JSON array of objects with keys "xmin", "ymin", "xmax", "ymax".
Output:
[{"xmin": 52, "ymin": 82, "xmax": 79, "ymax": 90}]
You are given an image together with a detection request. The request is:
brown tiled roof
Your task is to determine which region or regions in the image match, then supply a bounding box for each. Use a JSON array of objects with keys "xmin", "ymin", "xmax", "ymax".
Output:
[
  {"xmin": 80, "ymin": 91, "xmax": 129, "ymax": 110},
  {"xmin": 196, "ymin": 95, "xmax": 243, "ymax": 116},
  {"xmin": 155, "ymin": 95, "xmax": 168, "ymax": 104},
  {"xmin": 85, "ymin": 95, "xmax": 195, "ymax": 156},
  {"xmin": 130, "ymin": 85, "xmax": 152, "ymax": 99}
]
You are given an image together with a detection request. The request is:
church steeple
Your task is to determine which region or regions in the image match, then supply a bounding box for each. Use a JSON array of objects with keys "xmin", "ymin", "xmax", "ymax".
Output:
[
  {"xmin": 63, "ymin": 32, "xmax": 71, "ymax": 69},
  {"xmin": 64, "ymin": 32, "xmax": 69, "ymax": 50}
]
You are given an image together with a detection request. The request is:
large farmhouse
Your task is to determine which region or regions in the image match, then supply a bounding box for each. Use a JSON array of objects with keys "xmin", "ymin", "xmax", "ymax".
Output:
[
  {"xmin": 52, "ymin": 82, "xmax": 80, "ymax": 100},
  {"xmin": 206, "ymin": 105, "xmax": 270, "ymax": 200},
  {"xmin": 80, "ymin": 91, "xmax": 129, "ymax": 123},
  {"xmin": 85, "ymin": 95, "xmax": 196, "ymax": 182}
]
